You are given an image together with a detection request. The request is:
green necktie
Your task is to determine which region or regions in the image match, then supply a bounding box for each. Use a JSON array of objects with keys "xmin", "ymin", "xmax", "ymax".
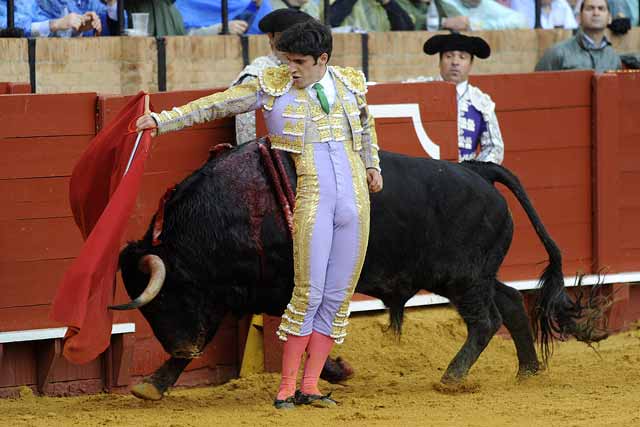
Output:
[{"xmin": 312, "ymin": 82, "xmax": 330, "ymax": 114}]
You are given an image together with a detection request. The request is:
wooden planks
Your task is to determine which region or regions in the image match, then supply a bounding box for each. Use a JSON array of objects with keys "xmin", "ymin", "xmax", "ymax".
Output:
[
  {"xmin": 0, "ymin": 93, "xmax": 96, "ymax": 138},
  {"xmin": 470, "ymin": 71, "xmax": 592, "ymax": 111}
]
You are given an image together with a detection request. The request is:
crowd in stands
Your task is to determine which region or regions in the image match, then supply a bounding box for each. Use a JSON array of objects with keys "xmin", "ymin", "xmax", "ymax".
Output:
[{"xmin": 1, "ymin": 0, "xmax": 638, "ymax": 37}]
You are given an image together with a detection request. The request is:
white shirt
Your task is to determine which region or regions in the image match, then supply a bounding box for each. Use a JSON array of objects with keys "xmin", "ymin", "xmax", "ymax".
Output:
[
  {"xmin": 306, "ymin": 68, "xmax": 337, "ymax": 108},
  {"xmin": 540, "ymin": 0, "xmax": 578, "ymax": 29},
  {"xmin": 456, "ymin": 80, "xmax": 470, "ymax": 100}
]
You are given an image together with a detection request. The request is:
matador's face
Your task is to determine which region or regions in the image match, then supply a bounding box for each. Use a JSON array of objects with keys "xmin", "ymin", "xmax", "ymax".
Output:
[{"xmin": 285, "ymin": 52, "xmax": 329, "ymax": 89}]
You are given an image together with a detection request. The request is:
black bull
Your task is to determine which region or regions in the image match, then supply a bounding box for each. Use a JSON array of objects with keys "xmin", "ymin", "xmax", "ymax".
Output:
[{"xmin": 115, "ymin": 141, "xmax": 606, "ymax": 400}]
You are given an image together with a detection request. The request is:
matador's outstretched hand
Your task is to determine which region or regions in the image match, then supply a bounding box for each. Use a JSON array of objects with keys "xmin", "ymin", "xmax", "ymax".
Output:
[{"xmin": 135, "ymin": 114, "xmax": 157, "ymax": 137}]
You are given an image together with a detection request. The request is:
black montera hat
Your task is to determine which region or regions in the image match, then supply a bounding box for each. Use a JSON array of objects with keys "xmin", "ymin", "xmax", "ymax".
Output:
[
  {"xmin": 423, "ymin": 32, "xmax": 491, "ymax": 59},
  {"xmin": 258, "ymin": 9, "xmax": 314, "ymax": 33}
]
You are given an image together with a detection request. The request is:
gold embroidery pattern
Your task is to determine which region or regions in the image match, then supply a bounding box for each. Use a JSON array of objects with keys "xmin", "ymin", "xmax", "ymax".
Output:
[
  {"xmin": 310, "ymin": 102, "xmax": 325, "ymax": 121},
  {"xmin": 318, "ymin": 128, "xmax": 331, "ymax": 142},
  {"xmin": 282, "ymin": 104, "xmax": 306, "ymax": 119},
  {"xmin": 357, "ymin": 94, "xmax": 380, "ymax": 169},
  {"xmin": 332, "ymin": 126, "xmax": 345, "ymax": 141},
  {"xmin": 330, "ymin": 147, "xmax": 370, "ymax": 343},
  {"xmin": 344, "ymin": 102, "xmax": 360, "ymax": 117},
  {"xmin": 259, "ymin": 65, "xmax": 293, "ymax": 97},
  {"xmin": 277, "ymin": 148, "xmax": 320, "ymax": 341},
  {"xmin": 331, "ymin": 66, "xmax": 367, "ymax": 96},
  {"xmin": 330, "ymin": 116, "xmax": 343, "ymax": 128},
  {"xmin": 283, "ymin": 120, "xmax": 305, "ymax": 136},
  {"xmin": 153, "ymin": 80, "xmax": 260, "ymax": 135},
  {"xmin": 263, "ymin": 95, "xmax": 275, "ymax": 111},
  {"xmin": 269, "ymin": 134, "xmax": 303, "ymax": 153}
]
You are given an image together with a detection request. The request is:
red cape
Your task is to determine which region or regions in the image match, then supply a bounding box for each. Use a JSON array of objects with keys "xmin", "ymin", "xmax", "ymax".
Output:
[{"xmin": 51, "ymin": 92, "xmax": 153, "ymax": 364}]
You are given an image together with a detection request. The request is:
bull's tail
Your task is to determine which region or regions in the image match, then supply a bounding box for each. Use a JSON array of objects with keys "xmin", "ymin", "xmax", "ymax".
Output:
[{"xmin": 461, "ymin": 161, "xmax": 608, "ymax": 365}]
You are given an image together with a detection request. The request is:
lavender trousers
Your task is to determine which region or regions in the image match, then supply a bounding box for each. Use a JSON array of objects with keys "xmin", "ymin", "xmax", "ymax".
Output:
[{"xmin": 277, "ymin": 140, "xmax": 370, "ymax": 344}]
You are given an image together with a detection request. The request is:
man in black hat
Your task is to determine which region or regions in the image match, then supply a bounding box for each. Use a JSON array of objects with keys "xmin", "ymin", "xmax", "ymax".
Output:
[
  {"xmin": 231, "ymin": 9, "xmax": 315, "ymax": 145},
  {"xmin": 409, "ymin": 32, "xmax": 504, "ymax": 164}
]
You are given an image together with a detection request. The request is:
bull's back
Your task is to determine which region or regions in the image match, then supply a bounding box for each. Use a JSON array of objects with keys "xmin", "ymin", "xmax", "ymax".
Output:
[{"xmin": 359, "ymin": 151, "xmax": 512, "ymax": 297}]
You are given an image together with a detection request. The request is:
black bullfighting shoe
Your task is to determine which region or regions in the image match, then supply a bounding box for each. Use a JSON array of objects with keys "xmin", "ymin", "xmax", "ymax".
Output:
[
  {"xmin": 273, "ymin": 395, "xmax": 296, "ymax": 409},
  {"xmin": 294, "ymin": 390, "xmax": 338, "ymax": 408}
]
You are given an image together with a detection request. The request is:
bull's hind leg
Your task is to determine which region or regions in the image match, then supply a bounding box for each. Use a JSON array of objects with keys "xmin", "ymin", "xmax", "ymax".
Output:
[
  {"xmin": 494, "ymin": 280, "xmax": 539, "ymax": 378},
  {"xmin": 441, "ymin": 284, "xmax": 502, "ymax": 384},
  {"xmin": 131, "ymin": 357, "xmax": 191, "ymax": 400}
]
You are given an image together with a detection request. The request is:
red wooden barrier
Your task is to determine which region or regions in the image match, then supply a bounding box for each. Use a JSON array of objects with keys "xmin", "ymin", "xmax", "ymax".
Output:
[
  {"xmin": 608, "ymin": 72, "xmax": 640, "ymax": 271},
  {"xmin": 472, "ymin": 71, "xmax": 594, "ymax": 279},
  {"xmin": 0, "ymin": 82, "xmax": 31, "ymax": 95}
]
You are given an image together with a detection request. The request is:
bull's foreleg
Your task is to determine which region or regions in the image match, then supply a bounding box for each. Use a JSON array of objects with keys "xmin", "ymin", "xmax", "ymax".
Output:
[
  {"xmin": 131, "ymin": 357, "xmax": 191, "ymax": 400},
  {"xmin": 494, "ymin": 281, "xmax": 539, "ymax": 378},
  {"xmin": 441, "ymin": 290, "xmax": 502, "ymax": 384}
]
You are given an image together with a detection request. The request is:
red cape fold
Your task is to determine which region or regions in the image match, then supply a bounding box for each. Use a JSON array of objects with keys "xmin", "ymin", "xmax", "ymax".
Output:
[{"xmin": 51, "ymin": 92, "xmax": 153, "ymax": 364}]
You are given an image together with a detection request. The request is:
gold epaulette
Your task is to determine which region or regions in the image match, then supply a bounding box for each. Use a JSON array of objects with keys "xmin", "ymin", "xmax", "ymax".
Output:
[
  {"xmin": 331, "ymin": 66, "xmax": 367, "ymax": 96},
  {"xmin": 258, "ymin": 65, "xmax": 293, "ymax": 97}
]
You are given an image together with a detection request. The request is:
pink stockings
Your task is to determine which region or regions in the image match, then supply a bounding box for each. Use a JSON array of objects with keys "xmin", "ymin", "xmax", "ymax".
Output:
[{"xmin": 276, "ymin": 331, "xmax": 335, "ymax": 400}]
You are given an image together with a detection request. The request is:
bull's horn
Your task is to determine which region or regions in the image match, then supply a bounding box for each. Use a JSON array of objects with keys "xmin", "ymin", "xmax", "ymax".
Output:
[{"xmin": 109, "ymin": 255, "xmax": 166, "ymax": 311}]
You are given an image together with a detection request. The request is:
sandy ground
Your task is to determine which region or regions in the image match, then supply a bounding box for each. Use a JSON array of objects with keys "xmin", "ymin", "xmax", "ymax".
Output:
[{"xmin": 2, "ymin": 307, "xmax": 640, "ymax": 427}]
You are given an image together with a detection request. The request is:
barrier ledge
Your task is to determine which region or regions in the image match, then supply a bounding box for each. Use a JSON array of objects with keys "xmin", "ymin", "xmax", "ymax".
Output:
[
  {"xmin": 349, "ymin": 272, "xmax": 640, "ymax": 312},
  {"xmin": 0, "ymin": 323, "xmax": 136, "ymax": 343}
]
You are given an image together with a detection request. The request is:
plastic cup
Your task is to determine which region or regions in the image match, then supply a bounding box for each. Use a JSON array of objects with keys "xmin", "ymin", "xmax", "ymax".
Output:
[{"xmin": 131, "ymin": 13, "xmax": 149, "ymax": 36}]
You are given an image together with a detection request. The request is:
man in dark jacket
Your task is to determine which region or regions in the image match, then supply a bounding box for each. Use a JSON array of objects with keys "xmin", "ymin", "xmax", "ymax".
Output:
[{"xmin": 535, "ymin": 0, "xmax": 621, "ymax": 72}]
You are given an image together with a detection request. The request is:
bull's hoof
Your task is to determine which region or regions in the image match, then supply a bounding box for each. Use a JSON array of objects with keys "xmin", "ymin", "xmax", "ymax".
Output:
[
  {"xmin": 516, "ymin": 363, "xmax": 541, "ymax": 381},
  {"xmin": 131, "ymin": 382, "xmax": 164, "ymax": 401},
  {"xmin": 432, "ymin": 381, "xmax": 480, "ymax": 394},
  {"xmin": 320, "ymin": 356, "xmax": 354, "ymax": 384}
]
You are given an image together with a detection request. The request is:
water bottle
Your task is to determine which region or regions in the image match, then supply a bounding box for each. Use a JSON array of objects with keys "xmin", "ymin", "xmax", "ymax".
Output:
[{"xmin": 426, "ymin": 1, "xmax": 440, "ymax": 32}]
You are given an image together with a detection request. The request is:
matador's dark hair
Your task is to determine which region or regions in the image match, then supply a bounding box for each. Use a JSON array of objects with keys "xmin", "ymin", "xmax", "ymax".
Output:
[{"xmin": 276, "ymin": 19, "xmax": 332, "ymax": 63}]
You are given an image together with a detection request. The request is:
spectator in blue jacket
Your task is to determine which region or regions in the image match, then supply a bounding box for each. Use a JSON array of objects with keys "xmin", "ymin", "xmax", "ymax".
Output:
[
  {"xmin": 33, "ymin": 0, "xmax": 120, "ymax": 36},
  {"xmin": 1, "ymin": 0, "xmax": 122, "ymax": 37},
  {"xmin": 1, "ymin": 0, "xmax": 38, "ymax": 36},
  {"xmin": 176, "ymin": 0, "xmax": 272, "ymax": 35}
]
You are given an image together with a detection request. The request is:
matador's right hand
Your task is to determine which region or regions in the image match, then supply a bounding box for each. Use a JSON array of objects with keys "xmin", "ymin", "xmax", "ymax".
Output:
[{"xmin": 136, "ymin": 114, "xmax": 158, "ymax": 137}]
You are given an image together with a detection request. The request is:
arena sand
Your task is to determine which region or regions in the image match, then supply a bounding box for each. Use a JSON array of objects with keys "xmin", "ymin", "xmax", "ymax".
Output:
[{"xmin": 2, "ymin": 307, "xmax": 640, "ymax": 427}]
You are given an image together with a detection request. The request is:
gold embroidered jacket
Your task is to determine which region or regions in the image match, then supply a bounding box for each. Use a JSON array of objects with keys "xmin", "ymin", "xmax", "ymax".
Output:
[{"xmin": 151, "ymin": 65, "xmax": 380, "ymax": 171}]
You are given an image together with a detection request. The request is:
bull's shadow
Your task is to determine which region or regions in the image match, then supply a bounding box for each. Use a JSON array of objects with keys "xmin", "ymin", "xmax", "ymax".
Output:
[{"xmin": 114, "ymin": 139, "xmax": 607, "ymax": 401}]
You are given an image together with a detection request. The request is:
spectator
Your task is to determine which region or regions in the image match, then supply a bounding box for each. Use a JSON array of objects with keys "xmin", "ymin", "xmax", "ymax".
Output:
[
  {"xmin": 406, "ymin": 33, "xmax": 505, "ymax": 164},
  {"xmin": 539, "ymin": 0, "xmax": 578, "ymax": 29},
  {"xmin": 577, "ymin": 0, "xmax": 638, "ymax": 29},
  {"xmin": 0, "ymin": 0, "xmax": 38, "ymax": 36},
  {"xmin": 535, "ymin": 0, "xmax": 622, "ymax": 71},
  {"xmin": 231, "ymin": 9, "xmax": 315, "ymax": 144},
  {"xmin": 395, "ymin": 0, "xmax": 430, "ymax": 30},
  {"xmin": 34, "ymin": 0, "xmax": 120, "ymax": 36},
  {"xmin": 125, "ymin": 0, "xmax": 186, "ymax": 36},
  {"xmin": 1, "ymin": 0, "xmax": 119, "ymax": 36},
  {"xmin": 436, "ymin": 0, "xmax": 528, "ymax": 31},
  {"xmin": 505, "ymin": 0, "xmax": 537, "ymax": 28},
  {"xmin": 605, "ymin": 0, "xmax": 633, "ymax": 33},
  {"xmin": 330, "ymin": 0, "xmax": 415, "ymax": 31},
  {"xmin": 176, "ymin": 0, "xmax": 272, "ymax": 35},
  {"xmin": 270, "ymin": 0, "xmax": 320, "ymax": 20}
]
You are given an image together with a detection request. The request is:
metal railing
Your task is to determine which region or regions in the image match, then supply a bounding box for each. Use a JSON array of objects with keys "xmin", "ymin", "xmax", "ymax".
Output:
[{"xmin": 6, "ymin": 0, "xmax": 634, "ymax": 35}]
